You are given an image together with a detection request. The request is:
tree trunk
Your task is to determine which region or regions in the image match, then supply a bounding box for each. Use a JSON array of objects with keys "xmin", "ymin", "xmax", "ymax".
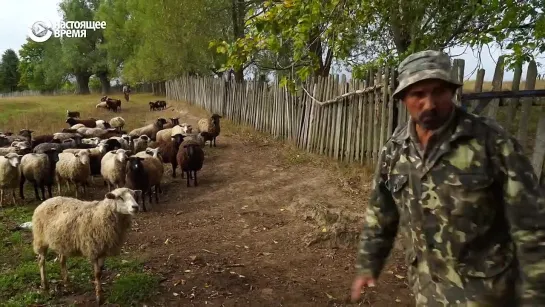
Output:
[
  {"xmin": 231, "ymin": 0, "xmax": 245, "ymax": 83},
  {"xmin": 75, "ymin": 74, "xmax": 91, "ymax": 95},
  {"xmin": 96, "ymin": 72, "xmax": 110, "ymax": 95}
]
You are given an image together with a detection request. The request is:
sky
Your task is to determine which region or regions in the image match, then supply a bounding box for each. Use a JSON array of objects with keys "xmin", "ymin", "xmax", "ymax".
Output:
[{"xmin": 0, "ymin": 0, "xmax": 543, "ymax": 82}]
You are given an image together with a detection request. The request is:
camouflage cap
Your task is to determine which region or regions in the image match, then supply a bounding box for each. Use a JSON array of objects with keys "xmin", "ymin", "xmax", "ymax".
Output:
[{"xmin": 392, "ymin": 50, "xmax": 462, "ymax": 99}]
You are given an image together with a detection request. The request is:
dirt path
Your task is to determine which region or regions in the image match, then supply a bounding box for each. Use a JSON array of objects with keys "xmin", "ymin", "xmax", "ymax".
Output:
[{"xmin": 121, "ymin": 107, "xmax": 414, "ymax": 306}]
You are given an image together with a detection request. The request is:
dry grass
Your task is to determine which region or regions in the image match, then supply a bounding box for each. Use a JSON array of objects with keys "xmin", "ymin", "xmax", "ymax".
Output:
[
  {"xmin": 0, "ymin": 93, "xmax": 184, "ymax": 134},
  {"xmin": 463, "ymin": 79, "xmax": 545, "ymax": 92}
]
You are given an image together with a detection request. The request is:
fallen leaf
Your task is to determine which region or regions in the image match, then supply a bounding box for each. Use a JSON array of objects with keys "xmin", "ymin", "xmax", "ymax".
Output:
[{"xmin": 325, "ymin": 292, "xmax": 335, "ymax": 300}]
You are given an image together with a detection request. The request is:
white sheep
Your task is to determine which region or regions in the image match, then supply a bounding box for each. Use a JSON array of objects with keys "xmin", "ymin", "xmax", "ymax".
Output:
[
  {"xmin": 128, "ymin": 118, "xmax": 167, "ymax": 141},
  {"xmin": 31, "ymin": 188, "xmax": 142, "ymax": 305},
  {"xmin": 155, "ymin": 123, "xmax": 192, "ymax": 143},
  {"xmin": 96, "ymin": 101, "xmax": 108, "ymax": 109},
  {"xmin": 55, "ymin": 150, "xmax": 91, "ymax": 198},
  {"xmin": 95, "ymin": 120, "xmax": 108, "ymax": 130},
  {"xmin": 109, "ymin": 117, "xmax": 125, "ymax": 131},
  {"xmin": 71, "ymin": 124, "xmax": 86, "ymax": 130},
  {"xmin": 0, "ymin": 153, "xmax": 22, "ymax": 207},
  {"xmin": 100, "ymin": 148, "xmax": 130, "ymax": 191},
  {"xmin": 76, "ymin": 127, "xmax": 108, "ymax": 138},
  {"xmin": 81, "ymin": 137, "xmax": 101, "ymax": 146}
]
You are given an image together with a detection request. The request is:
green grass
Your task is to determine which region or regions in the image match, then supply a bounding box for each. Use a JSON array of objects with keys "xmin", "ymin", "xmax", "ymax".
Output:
[{"xmin": 0, "ymin": 93, "xmax": 167, "ymax": 306}]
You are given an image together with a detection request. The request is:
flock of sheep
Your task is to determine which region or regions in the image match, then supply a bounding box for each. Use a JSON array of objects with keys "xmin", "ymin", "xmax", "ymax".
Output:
[{"xmin": 0, "ymin": 95, "xmax": 222, "ymax": 305}]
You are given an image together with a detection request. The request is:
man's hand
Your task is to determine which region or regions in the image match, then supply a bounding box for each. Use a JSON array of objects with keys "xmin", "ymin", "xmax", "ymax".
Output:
[{"xmin": 351, "ymin": 275, "xmax": 376, "ymax": 302}]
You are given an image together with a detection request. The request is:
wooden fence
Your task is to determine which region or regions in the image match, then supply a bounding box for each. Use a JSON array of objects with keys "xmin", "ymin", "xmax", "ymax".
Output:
[{"xmin": 165, "ymin": 58, "xmax": 545, "ymax": 186}]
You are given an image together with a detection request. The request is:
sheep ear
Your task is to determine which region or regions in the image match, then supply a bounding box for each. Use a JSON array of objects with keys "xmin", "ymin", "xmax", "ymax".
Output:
[
  {"xmin": 133, "ymin": 189, "xmax": 142, "ymax": 198},
  {"xmin": 105, "ymin": 192, "xmax": 116, "ymax": 200}
]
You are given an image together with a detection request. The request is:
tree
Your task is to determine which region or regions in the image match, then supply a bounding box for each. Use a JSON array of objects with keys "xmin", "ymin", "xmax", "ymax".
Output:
[
  {"xmin": 217, "ymin": 0, "xmax": 544, "ymax": 84},
  {"xmin": 18, "ymin": 38, "xmax": 67, "ymax": 92},
  {"xmin": 0, "ymin": 49, "xmax": 21, "ymax": 92},
  {"xmin": 59, "ymin": 0, "xmax": 107, "ymax": 94}
]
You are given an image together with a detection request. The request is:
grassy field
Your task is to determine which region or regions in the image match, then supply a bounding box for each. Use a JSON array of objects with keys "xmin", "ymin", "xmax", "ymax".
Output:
[{"xmin": 0, "ymin": 93, "xmax": 170, "ymax": 306}]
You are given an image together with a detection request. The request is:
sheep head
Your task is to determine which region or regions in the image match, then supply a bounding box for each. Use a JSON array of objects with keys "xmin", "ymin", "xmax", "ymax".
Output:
[
  {"xmin": 105, "ymin": 188, "xmax": 141, "ymax": 215},
  {"xmin": 74, "ymin": 150, "xmax": 91, "ymax": 165},
  {"xmin": 4, "ymin": 153, "xmax": 22, "ymax": 168}
]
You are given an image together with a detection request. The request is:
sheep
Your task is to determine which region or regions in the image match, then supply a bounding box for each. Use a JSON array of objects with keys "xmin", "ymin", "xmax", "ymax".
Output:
[
  {"xmin": 66, "ymin": 117, "xmax": 97, "ymax": 128},
  {"xmin": 107, "ymin": 136, "xmax": 132, "ymax": 151},
  {"xmin": 197, "ymin": 114, "xmax": 222, "ymax": 147},
  {"xmin": 81, "ymin": 137, "xmax": 101, "ymax": 146},
  {"xmin": 31, "ymin": 135, "xmax": 55, "ymax": 148},
  {"xmin": 95, "ymin": 120, "xmax": 111, "ymax": 130},
  {"xmin": 0, "ymin": 153, "xmax": 23, "ymax": 207},
  {"xmin": 106, "ymin": 99, "xmax": 119, "ymax": 112},
  {"xmin": 67, "ymin": 110, "xmax": 80, "ymax": 118},
  {"xmin": 20, "ymin": 148, "xmax": 60, "ymax": 201},
  {"xmin": 96, "ymin": 101, "xmax": 108, "ymax": 109},
  {"xmin": 100, "ymin": 149, "xmax": 130, "ymax": 192},
  {"xmin": 128, "ymin": 118, "xmax": 167, "ymax": 141},
  {"xmin": 177, "ymin": 139, "xmax": 205, "ymax": 187},
  {"xmin": 125, "ymin": 157, "xmax": 153, "ymax": 211},
  {"xmin": 97, "ymin": 129, "xmax": 125, "ymax": 140},
  {"xmin": 109, "ymin": 117, "xmax": 125, "ymax": 131},
  {"xmin": 53, "ymin": 132, "xmax": 83, "ymax": 142},
  {"xmin": 2, "ymin": 129, "xmax": 34, "ymax": 144},
  {"xmin": 65, "ymin": 142, "xmax": 117, "ymax": 180},
  {"xmin": 157, "ymin": 133, "xmax": 185, "ymax": 178},
  {"xmin": 71, "ymin": 123, "xmax": 86, "ymax": 130},
  {"xmin": 183, "ymin": 132, "xmax": 206, "ymax": 148},
  {"xmin": 156, "ymin": 123, "xmax": 191, "ymax": 144},
  {"xmin": 133, "ymin": 135, "xmax": 150, "ymax": 153},
  {"xmin": 134, "ymin": 147, "xmax": 164, "ymax": 194},
  {"xmin": 31, "ymin": 188, "xmax": 142, "ymax": 305},
  {"xmin": 55, "ymin": 150, "xmax": 91, "ymax": 198},
  {"xmin": 163, "ymin": 117, "xmax": 180, "ymax": 129},
  {"xmin": 0, "ymin": 141, "xmax": 32, "ymax": 156},
  {"xmin": 34, "ymin": 139, "xmax": 77, "ymax": 154}
]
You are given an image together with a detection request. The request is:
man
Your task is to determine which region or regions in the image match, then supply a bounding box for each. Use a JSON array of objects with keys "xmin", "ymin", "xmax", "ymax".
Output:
[
  {"xmin": 123, "ymin": 84, "xmax": 131, "ymax": 102},
  {"xmin": 351, "ymin": 50, "xmax": 545, "ymax": 306}
]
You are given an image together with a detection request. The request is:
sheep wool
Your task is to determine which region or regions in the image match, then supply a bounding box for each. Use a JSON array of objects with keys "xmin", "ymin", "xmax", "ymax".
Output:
[
  {"xmin": 32, "ymin": 188, "xmax": 142, "ymax": 304},
  {"xmin": 0, "ymin": 153, "xmax": 22, "ymax": 207},
  {"xmin": 101, "ymin": 149, "xmax": 130, "ymax": 191},
  {"xmin": 55, "ymin": 150, "xmax": 91, "ymax": 198}
]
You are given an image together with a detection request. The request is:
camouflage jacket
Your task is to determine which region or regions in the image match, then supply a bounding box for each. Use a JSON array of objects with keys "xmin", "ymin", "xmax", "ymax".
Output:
[{"xmin": 355, "ymin": 106, "xmax": 545, "ymax": 305}]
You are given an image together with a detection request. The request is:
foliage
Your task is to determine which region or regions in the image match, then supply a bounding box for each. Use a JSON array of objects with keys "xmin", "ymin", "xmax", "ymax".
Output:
[
  {"xmin": 97, "ymin": 0, "xmax": 232, "ymax": 83},
  {"xmin": 89, "ymin": 75, "xmax": 101, "ymax": 91},
  {"xmin": 216, "ymin": 0, "xmax": 544, "ymax": 83},
  {"xmin": 0, "ymin": 49, "xmax": 21, "ymax": 92},
  {"xmin": 18, "ymin": 38, "xmax": 67, "ymax": 92}
]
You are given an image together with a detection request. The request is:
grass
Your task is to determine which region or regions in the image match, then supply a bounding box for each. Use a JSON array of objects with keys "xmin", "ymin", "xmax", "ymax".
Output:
[{"xmin": 0, "ymin": 93, "xmax": 170, "ymax": 306}]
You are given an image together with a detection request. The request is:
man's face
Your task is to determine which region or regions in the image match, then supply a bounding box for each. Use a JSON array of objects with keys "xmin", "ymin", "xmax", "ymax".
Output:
[{"xmin": 402, "ymin": 79, "xmax": 455, "ymax": 130}]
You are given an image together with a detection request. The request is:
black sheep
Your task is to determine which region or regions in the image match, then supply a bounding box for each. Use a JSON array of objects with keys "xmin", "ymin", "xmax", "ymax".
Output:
[{"xmin": 125, "ymin": 157, "xmax": 152, "ymax": 211}]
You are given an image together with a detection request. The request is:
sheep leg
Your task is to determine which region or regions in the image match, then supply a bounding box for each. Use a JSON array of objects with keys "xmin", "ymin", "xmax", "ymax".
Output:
[
  {"xmin": 38, "ymin": 251, "xmax": 48, "ymax": 290},
  {"xmin": 148, "ymin": 188, "xmax": 152, "ymax": 205},
  {"xmin": 98, "ymin": 257, "xmax": 105, "ymax": 271},
  {"xmin": 46, "ymin": 184, "xmax": 52, "ymax": 199},
  {"xmin": 60, "ymin": 254, "xmax": 69, "ymax": 287},
  {"xmin": 33, "ymin": 183, "xmax": 41, "ymax": 201},
  {"xmin": 171, "ymin": 162, "xmax": 176, "ymax": 178},
  {"xmin": 154, "ymin": 185, "xmax": 159, "ymax": 203},
  {"xmin": 57, "ymin": 178, "xmax": 62, "ymax": 196},
  {"xmin": 213, "ymin": 137, "xmax": 217, "ymax": 147},
  {"xmin": 186, "ymin": 171, "xmax": 190, "ymax": 187},
  {"xmin": 141, "ymin": 192, "xmax": 147, "ymax": 212},
  {"xmin": 11, "ymin": 189, "xmax": 16, "ymax": 206},
  {"xmin": 194, "ymin": 171, "xmax": 198, "ymax": 187},
  {"xmin": 0, "ymin": 189, "xmax": 3, "ymax": 208},
  {"xmin": 93, "ymin": 259, "xmax": 103, "ymax": 305},
  {"xmin": 75, "ymin": 183, "xmax": 79, "ymax": 199},
  {"xmin": 19, "ymin": 175, "xmax": 26, "ymax": 200}
]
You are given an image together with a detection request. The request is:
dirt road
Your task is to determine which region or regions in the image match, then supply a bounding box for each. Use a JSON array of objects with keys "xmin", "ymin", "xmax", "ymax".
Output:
[{"xmin": 121, "ymin": 106, "xmax": 414, "ymax": 306}]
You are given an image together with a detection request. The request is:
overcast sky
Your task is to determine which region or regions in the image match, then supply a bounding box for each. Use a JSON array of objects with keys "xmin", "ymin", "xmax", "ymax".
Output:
[{"xmin": 1, "ymin": 0, "xmax": 543, "ymax": 82}]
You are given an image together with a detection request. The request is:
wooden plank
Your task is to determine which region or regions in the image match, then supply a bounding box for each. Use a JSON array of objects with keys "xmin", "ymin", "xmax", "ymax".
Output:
[
  {"xmin": 379, "ymin": 67, "xmax": 390, "ymax": 150},
  {"xmin": 531, "ymin": 116, "xmax": 545, "ymax": 180},
  {"xmin": 354, "ymin": 79, "xmax": 364, "ymax": 163},
  {"xmin": 366, "ymin": 69, "xmax": 375, "ymax": 165},
  {"xmin": 372, "ymin": 69, "xmax": 382, "ymax": 165},
  {"xmin": 517, "ymin": 61, "xmax": 538, "ymax": 149},
  {"xmin": 346, "ymin": 78, "xmax": 355, "ymax": 162},
  {"xmin": 507, "ymin": 63, "xmax": 523, "ymax": 131},
  {"xmin": 485, "ymin": 56, "xmax": 505, "ymax": 118}
]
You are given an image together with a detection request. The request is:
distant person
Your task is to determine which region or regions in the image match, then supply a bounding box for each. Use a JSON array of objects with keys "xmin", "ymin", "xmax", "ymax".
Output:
[
  {"xmin": 123, "ymin": 84, "xmax": 131, "ymax": 102},
  {"xmin": 351, "ymin": 50, "xmax": 545, "ymax": 306}
]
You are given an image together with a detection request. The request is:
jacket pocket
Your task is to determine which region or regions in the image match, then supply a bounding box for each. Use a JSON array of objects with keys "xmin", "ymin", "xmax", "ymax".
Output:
[{"xmin": 455, "ymin": 241, "xmax": 516, "ymax": 278}]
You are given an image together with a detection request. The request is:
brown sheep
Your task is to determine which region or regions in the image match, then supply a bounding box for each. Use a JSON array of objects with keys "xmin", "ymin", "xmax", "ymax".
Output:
[
  {"xmin": 176, "ymin": 140, "xmax": 204, "ymax": 187},
  {"xmin": 157, "ymin": 133, "xmax": 185, "ymax": 178},
  {"xmin": 197, "ymin": 114, "xmax": 222, "ymax": 147},
  {"xmin": 66, "ymin": 117, "xmax": 97, "ymax": 128}
]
